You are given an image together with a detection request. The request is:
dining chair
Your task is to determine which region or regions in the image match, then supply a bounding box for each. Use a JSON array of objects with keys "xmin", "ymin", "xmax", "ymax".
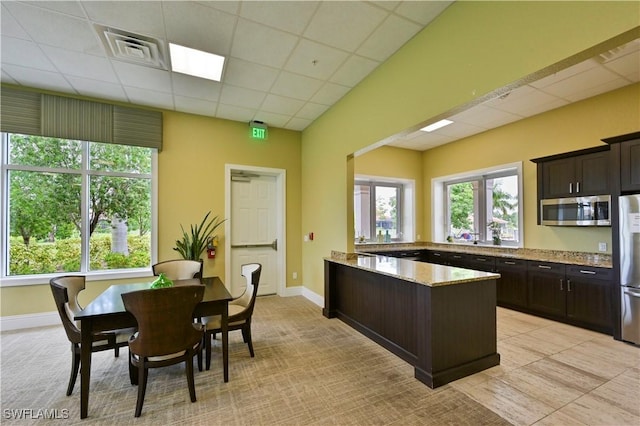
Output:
[
  {"xmin": 203, "ymin": 263, "xmax": 261, "ymax": 370},
  {"xmin": 122, "ymin": 285, "xmax": 205, "ymax": 417},
  {"xmin": 49, "ymin": 276, "xmax": 133, "ymax": 396},
  {"xmin": 152, "ymin": 259, "xmax": 203, "ymax": 280}
]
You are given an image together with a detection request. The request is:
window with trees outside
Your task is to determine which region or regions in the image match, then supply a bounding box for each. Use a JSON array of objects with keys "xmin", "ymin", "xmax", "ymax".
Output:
[
  {"xmin": 354, "ymin": 180, "xmax": 404, "ymax": 242},
  {"xmin": 442, "ymin": 165, "xmax": 521, "ymax": 246},
  {"xmin": 1, "ymin": 133, "xmax": 154, "ymax": 281}
]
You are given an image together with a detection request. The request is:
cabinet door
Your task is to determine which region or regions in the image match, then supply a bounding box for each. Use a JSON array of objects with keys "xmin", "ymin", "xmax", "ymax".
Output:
[
  {"xmin": 542, "ymin": 157, "xmax": 575, "ymax": 198},
  {"xmin": 565, "ymin": 266, "xmax": 613, "ymax": 333},
  {"xmin": 496, "ymin": 259, "xmax": 528, "ymax": 309},
  {"xmin": 621, "ymin": 139, "xmax": 640, "ymax": 192},
  {"xmin": 527, "ymin": 262, "xmax": 566, "ymax": 318},
  {"xmin": 575, "ymin": 151, "xmax": 610, "ymax": 195}
]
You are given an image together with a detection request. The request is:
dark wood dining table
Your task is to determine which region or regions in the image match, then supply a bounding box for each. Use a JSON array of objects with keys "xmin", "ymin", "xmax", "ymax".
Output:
[{"xmin": 74, "ymin": 277, "xmax": 232, "ymax": 419}]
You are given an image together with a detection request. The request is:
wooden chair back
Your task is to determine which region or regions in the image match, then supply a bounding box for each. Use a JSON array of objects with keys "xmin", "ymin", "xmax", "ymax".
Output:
[
  {"xmin": 122, "ymin": 285, "xmax": 204, "ymax": 357},
  {"xmin": 152, "ymin": 259, "xmax": 203, "ymax": 280},
  {"xmin": 50, "ymin": 276, "xmax": 86, "ymax": 344},
  {"xmin": 230, "ymin": 263, "xmax": 262, "ymax": 322}
]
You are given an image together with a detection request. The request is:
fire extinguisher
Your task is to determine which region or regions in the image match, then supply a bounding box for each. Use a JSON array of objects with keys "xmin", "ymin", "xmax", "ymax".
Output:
[{"xmin": 207, "ymin": 236, "xmax": 218, "ymax": 259}]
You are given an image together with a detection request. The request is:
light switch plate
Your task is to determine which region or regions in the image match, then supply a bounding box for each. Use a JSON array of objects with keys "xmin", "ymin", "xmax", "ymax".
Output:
[{"xmin": 598, "ymin": 242, "xmax": 607, "ymax": 252}]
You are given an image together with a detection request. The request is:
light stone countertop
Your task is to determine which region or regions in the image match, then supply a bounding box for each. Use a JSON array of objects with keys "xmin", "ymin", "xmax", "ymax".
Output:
[
  {"xmin": 355, "ymin": 242, "xmax": 613, "ymax": 268},
  {"xmin": 326, "ymin": 253, "xmax": 500, "ymax": 287}
]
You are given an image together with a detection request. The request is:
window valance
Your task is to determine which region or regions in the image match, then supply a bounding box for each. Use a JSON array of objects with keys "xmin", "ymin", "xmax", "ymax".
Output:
[{"xmin": 1, "ymin": 86, "xmax": 162, "ymax": 150}]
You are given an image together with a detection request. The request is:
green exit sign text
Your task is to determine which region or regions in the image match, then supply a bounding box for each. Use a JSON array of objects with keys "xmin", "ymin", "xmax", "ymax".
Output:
[{"xmin": 249, "ymin": 121, "xmax": 268, "ymax": 140}]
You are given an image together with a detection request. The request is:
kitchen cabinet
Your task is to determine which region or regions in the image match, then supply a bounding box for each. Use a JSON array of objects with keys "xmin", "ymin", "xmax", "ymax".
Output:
[
  {"xmin": 527, "ymin": 261, "xmax": 567, "ymax": 317},
  {"xmin": 565, "ymin": 265, "xmax": 614, "ymax": 334},
  {"xmin": 495, "ymin": 258, "xmax": 528, "ymax": 310},
  {"xmin": 620, "ymin": 138, "xmax": 640, "ymax": 192},
  {"xmin": 539, "ymin": 148, "xmax": 610, "ymax": 199}
]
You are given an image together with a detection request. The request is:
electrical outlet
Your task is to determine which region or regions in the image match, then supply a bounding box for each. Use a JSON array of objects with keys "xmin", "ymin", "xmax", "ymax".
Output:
[
  {"xmin": 598, "ymin": 242, "xmax": 607, "ymax": 252},
  {"xmin": 293, "ymin": 272, "xmax": 298, "ymax": 280}
]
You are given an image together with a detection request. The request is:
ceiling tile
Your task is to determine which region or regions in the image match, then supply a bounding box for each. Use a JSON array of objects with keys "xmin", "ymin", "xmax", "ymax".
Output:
[
  {"xmin": 393, "ymin": 1, "xmax": 453, "ymax": 25},
  {"xmin": 171, "ymin": 72, "xmax": 221, "ymax": 102},
  {"xmin": 435, "ymin": 121, "xmax": 487, "ymax": 139},
  {"xmin": 173, "ymin": 95, "xmax": 218, "ymax": 117},
  {"xmin": 296, "ymin": 102, "xmax": 330, "ymax": 120},
  {"xmin": 82, "ymin": 1, "xmax": 166, "ymax": 39},
  {"xmin": 330, "ymin": 55, "xmax": 379, "ymax": 87},
  {"xmin": 285, "ymin": 116, "xmax": 313, "ymax": 131},
  {"xmin": 219, "ymin": 84, "xmax": 267, "ymax": 109},
  {"xmin": 231, "ymin": 18, "xmax": 299, "ymax": 68},
  {"xmin": 124, "ymin": 86, "xmax": 174, "ymax": 109},
  {"xmin": 239, "ymin": 1, "xmax": 319, "ymax": 35},
  {"xmin": 604, "ymin": 52, "xmax": 640, "ymax": 81},
  {"xmin": 162, "ymin": 2, "xmax": 236, "ymax": 56},
  {"xmin": 253, "ymin": 111, "xmax": 290, "ymax": 128},
  {"xmin": 2, "ymin": 63, "xmax": 74, "ymax": 92},
  {"xmin": 271, "ymin": 71, "xmax": 324, "ymax": 100},
  {"xmin": 357, "ymin": 14, "xmax": 422, "ymax": 61},
  {"xmin": 564, "ymin": 78, "xmax": 632, "ymax": 103},
  {"xmin": 284, "ymin": 39, "xmax": 349, "ymax": 80},
  {"xmin": 41, "ymin": 46, "xmax": 118, "ymax": 83},
  {"xmin": 1, "ymin": 71, "xmax": 17, "ymax": 85},
  {"xmin": 66, "ymin": 76, "xmax": 128, "ymax": 102},
  {"xmin": 1, "ymin": 36, "xmax": 57, "ymax": 71},
  {"xmin": 1, "ymin": 4, "xmax": 30, "ymax": 39},
  {"xmin": 223, "ymin": 58, "xmax": 280, "ymax": 92},
  {"xmin": 539, "ymin": 66, "xmax": 623, "ymax": 100},
  {"xmin": 485, "ymin": 85, "xmax": 568, "ymax": 117},
  {"xmin": 112, "ymin": 61, "xmax": 172, "ymax": 92},
  {"xmin": 310, "ymin": 81, "xmax": 351, "ymax": 105},
  {"xmin": 4, "ymin": 2, "xmax": 103, "ymax": 55},
  {"xmin": 530, "ymin": 58, "xmax": 600, "ymax": 89},
  {"xmin": 303, "ymin": 1, "xmax": 388, "ymax": 52},
  {"xmin": 370, "ymin": 1, "xmax": 401, "ymax": 12},
  {"xmin": 216, "ymin": 103, "xmax": 256, "ymax": 123},
  {"xmin": 458, "ymin": 105, "xmax": 524, "ymax": 129},
  {"xmin": 20, "ymin": 1, "xmax": 85, "ymax": 18},
  {"xmin": 261, "ymin": 94, "xmax": 305, "ymax": 115}
]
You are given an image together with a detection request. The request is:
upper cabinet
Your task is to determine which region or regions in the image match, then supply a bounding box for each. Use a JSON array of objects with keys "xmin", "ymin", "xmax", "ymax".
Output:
[
  {"xmin": 603, "ymin": 131, "xmax": 640, "ymax": 193},
  {"xmin": 532, "ymin": 146, "xmax": 611, "ymax": 199}
]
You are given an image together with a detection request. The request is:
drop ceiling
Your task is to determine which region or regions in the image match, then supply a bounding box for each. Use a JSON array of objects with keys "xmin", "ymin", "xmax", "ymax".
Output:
[{"xmin": 1, "ymin": 1, "xmax": 638, "ymax": 151}]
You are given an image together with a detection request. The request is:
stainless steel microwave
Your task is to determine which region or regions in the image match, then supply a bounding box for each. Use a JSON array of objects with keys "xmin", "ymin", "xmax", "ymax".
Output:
[{"xmin": 540, "ymin": 195, "xmax": 611, "ymax": 226}]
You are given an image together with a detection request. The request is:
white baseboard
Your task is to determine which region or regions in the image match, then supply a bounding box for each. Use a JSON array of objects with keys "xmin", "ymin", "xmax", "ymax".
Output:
[
  {"xmin": 1, "ymin": 311, "xmax": 59, "ymax": 332},
  {"xmin": 2, "ymin": 286, "xmax": 326, "ymax": 332}
]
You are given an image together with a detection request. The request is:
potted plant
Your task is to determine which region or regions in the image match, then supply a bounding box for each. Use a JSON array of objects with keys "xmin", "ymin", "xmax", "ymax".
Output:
[
  {"xmin": 487, "ymin": 221, "xmax": 502, "ymax": 245},
  {"xmin": 173, "ymin": 211, "xmax": 226, "ymax": 260}
]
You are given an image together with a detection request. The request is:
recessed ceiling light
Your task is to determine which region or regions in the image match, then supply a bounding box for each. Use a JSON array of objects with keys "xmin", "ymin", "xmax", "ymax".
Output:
[
  {"xmin": 169, "ymin": 43, "xmax": 225, "ymax": 81},
  {"xmin": 420, "ymin": 119, "xmax": 453, "ymax": 132}
]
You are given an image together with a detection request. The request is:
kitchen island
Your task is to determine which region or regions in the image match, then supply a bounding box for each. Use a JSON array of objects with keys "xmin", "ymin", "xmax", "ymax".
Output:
[{"xmin": 324, "ymin": 252, "xmax": 501, "ymax": 388}]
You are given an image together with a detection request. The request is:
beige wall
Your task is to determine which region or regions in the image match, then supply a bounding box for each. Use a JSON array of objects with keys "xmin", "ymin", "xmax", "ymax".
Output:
[
  {"xmin": 422, "ymin": 83, "xmax": 640, "ymax": 252},
  {"xmin": 354, "ymin": 146, "xmax": 424, "ymax": 240},
  {"xmin": 1, "ymin": 112, "xmax": 303, "ymax": 317},
  {"xmin": 301, "ymin": 2, "xmax": 639, "ymax": 296}
]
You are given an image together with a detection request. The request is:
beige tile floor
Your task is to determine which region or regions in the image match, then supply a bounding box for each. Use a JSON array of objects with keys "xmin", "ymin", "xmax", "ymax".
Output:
[{"xmin": 452, "ymin": 307, "xmax": 640, "ymax": 425}]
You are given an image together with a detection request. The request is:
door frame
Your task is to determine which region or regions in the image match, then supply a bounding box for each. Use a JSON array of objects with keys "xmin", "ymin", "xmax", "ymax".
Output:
[{"xmin": 224, "ymin": 164, "xmax": 286, "ymax": 296}]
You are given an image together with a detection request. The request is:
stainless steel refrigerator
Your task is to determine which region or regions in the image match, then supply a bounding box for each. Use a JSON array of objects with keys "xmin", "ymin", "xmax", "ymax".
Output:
[{"xmin": 619, "ymin": 194, "xmax": 640, "ymax": 345}]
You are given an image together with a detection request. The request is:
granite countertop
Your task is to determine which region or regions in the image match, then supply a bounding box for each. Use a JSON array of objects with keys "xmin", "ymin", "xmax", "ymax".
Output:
[
  {"xmin": 355, "ymin": 242, "xmax": 613, "ymax": 268},
  {"xmin": 326, "ymin": 252, "xmax": 500, "ymax": 287}
]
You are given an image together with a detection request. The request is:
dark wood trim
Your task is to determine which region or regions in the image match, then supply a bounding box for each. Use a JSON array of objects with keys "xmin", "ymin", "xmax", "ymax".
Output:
[
  {"xmin": 601, "ymin": 131, "xmax": 640, "ymax": 145},
  {"xmin": 530, "ymin": 144, "xmax": 609, "ymax": 163}
]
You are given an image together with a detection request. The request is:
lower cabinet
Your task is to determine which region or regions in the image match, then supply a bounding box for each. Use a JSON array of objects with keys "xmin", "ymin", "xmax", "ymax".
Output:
[
  {"xmin": 495, "ymin": 258, "xmax": 528, "ymax": 310},
  {"xmin": 527, "ymin": 261, "xmax": 566, "ymax": 317}
]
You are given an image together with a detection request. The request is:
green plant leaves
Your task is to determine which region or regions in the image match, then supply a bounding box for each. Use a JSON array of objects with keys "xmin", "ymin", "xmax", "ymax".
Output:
[{"xmin": 173, "ymin": 211, "xmax": 226, "ymax": 261}]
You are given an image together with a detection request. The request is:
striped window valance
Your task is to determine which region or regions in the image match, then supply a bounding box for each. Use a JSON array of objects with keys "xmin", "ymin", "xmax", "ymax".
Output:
[{"xmin": 1, "ymin": 86, "xmax": 162, "ymax": 150}]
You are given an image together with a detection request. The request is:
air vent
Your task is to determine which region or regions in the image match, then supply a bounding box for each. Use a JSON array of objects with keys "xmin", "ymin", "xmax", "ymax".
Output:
[{"xmin": 95, "ymin": 25, "xmax": 168, "ymax": 70}]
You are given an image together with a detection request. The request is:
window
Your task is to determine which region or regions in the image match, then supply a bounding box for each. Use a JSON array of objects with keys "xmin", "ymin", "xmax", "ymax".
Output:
[
  {"xmin": 433, "ymin": 163, "xmax": 522, "ymax": 247},
  {"xmin": 1, "ymin": 133, "xmax": 155, "ymax": 282},
  {"xmin": 355, "ymin": 178, "xmax": 414, "ymax": 242}
]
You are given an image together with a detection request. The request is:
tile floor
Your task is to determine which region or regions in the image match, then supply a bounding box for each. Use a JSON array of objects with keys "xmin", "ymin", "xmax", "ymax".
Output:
[{"xmin": 451, "ymin": 307, "xmax": 640, "ymax": 425}]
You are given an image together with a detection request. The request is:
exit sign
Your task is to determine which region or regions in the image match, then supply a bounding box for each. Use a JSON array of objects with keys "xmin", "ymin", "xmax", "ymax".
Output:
[{"xmin": 249, "ymin": 121, "xmax": 268, "ymax": 140}]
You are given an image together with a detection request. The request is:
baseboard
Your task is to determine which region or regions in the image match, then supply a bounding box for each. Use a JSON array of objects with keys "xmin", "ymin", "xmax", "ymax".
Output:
[
  {"xmin": 1, "ymin": 311, "xmax": 59, "ymax": 332},
  {"xmin": 2, "ymin": 286, "xmax": 325, "ymax": 332}
]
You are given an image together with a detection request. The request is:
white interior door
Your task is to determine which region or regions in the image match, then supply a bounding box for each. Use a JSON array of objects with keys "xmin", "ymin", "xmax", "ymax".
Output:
[{"xmin": 229, "ymin": 173, "xmax": 278, "ymax": 296}]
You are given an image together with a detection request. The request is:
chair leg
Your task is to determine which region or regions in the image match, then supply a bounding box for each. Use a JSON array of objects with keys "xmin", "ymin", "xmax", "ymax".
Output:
[
  {"xmin": 129, "ymin": 352, "xmax": 138, "ymax": 386},
  {"xmin": 67, "ymin": 343, "xmax": 81, "ymax": 396},
  {"xmin": 242, "ymin": 324, "xmax": 255, "ymax": 358},
  {"xmin": 196, "ymin": 341, "xmax": 203, "ymax": 372},
  {"xmin": 205, "ymin": 332, "xmax": 212, "ymax": 371},
  {"xmin": 114, "ymin": 345, "xmax": 120, "ymax": 358},
  {"xmin": 134, "ymin": 360, "xmax": 148, "ymax": 417},
  {"xmin": 186, "ymin": 351, "xmax": 197, "ymax": 403}
]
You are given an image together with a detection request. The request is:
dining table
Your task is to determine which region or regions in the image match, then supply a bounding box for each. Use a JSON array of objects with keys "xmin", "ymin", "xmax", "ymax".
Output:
[{"xmin": 74, "ymin": 276, "xmax": 232, "ymax": 419}]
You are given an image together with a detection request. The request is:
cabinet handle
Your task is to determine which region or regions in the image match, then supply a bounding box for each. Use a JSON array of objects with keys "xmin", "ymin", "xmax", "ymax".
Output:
[
  {"xmin": 569, "ymin": 182, "xmax": 573, "ymax": 194},
  {"xmin": 453, "ymin": 255, "xmax": 462, "ymax": 259},
  {"xmin": 567, "ymin": 279, "xmax": 571, "ymax": 292},
  {"xmin": 476, "ymin": 258, "xmax": 487, "ymax": 262},
  {"xmin": 560, "ymin": 279, "xmax": 563, "ymax": 291},
  {"xmin": 579, "ymin": 270, "xmax": 596, "ymax": 275},
  {"xmin": 576, "ymin": 182, "xmax": 580, "ymax": 193},
  {"xmin": 538, "ymin": 265, "xmax": 551, "ymax": 269},
  {"xmin": 504, "ymin": 261, "xmax": 516, "ymax": 265},
  {"xmin": 433, "ymin": 253, "xmax": 441, "ymax": 256}
]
